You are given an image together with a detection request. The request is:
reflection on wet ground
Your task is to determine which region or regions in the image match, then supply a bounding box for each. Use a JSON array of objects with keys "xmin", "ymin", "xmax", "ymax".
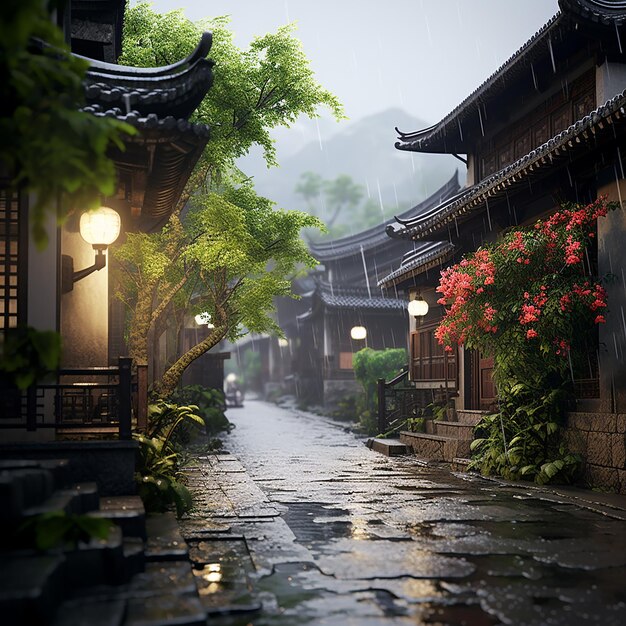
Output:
[{"xmin": 181, "ymin": 400, "xmax": 626, "ymax": 625}]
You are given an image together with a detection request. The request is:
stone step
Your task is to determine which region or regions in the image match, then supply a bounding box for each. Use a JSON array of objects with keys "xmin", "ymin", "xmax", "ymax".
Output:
[
  {"xmin": 366, "ymin": 438, "xmax": 408, "ymax": 457},
  {"xmin": 70, "ymin": 482, "xmax": 100, "ymax": 514},
  {"xmin": 92, "ymin": 496, "xmax": 146, "ymax": 540},
  {"xmin": 455, "ymin": 410, "xmax": 487, "ymax": 426},
  {"xmin": 0, "ymin": 553, "xmax": 66, "ymax": 626},
  {"xmin": 400, "ymin": 431, "xmax": 472, "ymax": 463},
  {"xmin": 0, "ymin": 468, "xmax": 56, "ymax": 521},
  {"xmin": 145, "ymin": 512, "xmax": 189, "ymax": 562},
  {"xmin": 124, "ymin": 594, "xmax": 207, "ymax": 626},
  {"xmin": 433, "ymin": 421, "xmax": 475, "ymax": 439},
  {"xmin": 22, "ymin": 490, "xmax": 80, "ymax": 518},
  {"xmin": 61, "ymin": 526, "xmax": 127, "ymax": 590},
  {"xmin": 51, "ymin": 597, "xmax": 126, "ymax": 626},
  {"xmin": 0, "ymin": 459, "xmax": 71, "ymax": 490},
  {"xmin": 451, "ymin": 457, "xmax": 473, "ymax": 472}
]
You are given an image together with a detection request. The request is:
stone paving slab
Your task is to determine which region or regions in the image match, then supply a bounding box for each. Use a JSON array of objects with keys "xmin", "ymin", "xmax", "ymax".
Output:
[{"xmin": 180, "ymin": 400, "xmax": 626, "ymax": 626}]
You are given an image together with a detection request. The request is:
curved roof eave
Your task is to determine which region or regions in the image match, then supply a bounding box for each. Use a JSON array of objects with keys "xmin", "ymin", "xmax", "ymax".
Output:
[
  {"xmin": 80, "ymin": 32, "xmax": 214, "ymax": 78},
  {"xmin": 308, "ymin": 172, "xmax": 460, "ymax": 261},
  {"xmin": 378, "ymin": 242, "xmax": 455, "ymax": 289},
  {"xmin": 387, "ymin": 88, "xmax": 626, "ymax": 241},
  {"xmin": 394, "ymin": 12, "xmax": 562, "ymax": 154}
]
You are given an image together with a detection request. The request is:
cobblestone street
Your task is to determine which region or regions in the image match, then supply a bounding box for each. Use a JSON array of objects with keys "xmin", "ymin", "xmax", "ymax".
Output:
[{"xmin": 180, "ymin": 400, "xmax": 626, "ymax": 625}]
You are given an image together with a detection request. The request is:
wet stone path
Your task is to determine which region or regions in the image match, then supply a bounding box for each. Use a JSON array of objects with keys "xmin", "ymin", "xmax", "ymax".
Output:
[{"xmin": 180, "ymin": 400, "xmax": 626, "ymax": 625}]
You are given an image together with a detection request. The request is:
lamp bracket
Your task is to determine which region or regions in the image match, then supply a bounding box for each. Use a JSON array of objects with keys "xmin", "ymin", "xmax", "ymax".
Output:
[{"xmin": 61, "ymin": 249, "xmax": 107, "ymax": 294}]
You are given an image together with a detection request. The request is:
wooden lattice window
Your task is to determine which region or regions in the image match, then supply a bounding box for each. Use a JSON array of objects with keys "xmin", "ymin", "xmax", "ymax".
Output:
[
  {"xmin": 0, "ymin": 189, "xmax": 22, "ymax": 330},
  {"xmin": 410, "ymin": 326, "xmax": 457, "ymax": 385}
]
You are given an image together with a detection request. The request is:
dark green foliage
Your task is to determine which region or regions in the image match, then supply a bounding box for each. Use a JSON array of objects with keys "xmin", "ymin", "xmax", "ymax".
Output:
[
  {"xmin": 134, "ymin": 400, "xmax": 205, "ymax": 517},
  {"xmin": 0, "ymin": 326, "xmax": 61, "ymax": 389},
  {"xmin": 1, "ymin": 0, "xmax": 132, "ymax": 248},
  {"xmin": 353, "ymin": 348, "xmax": 407, "ymax": 413},
  {"xmin": 470, "ymin": 380, "xmax": 582, "ymax": 485},
  {"xmin": 16, "ymin": 512, "xmax": 113, "ymax": 550},
  {"xmin": 169, "ymin": 385, "xmax": 231, "ymax": 435}
]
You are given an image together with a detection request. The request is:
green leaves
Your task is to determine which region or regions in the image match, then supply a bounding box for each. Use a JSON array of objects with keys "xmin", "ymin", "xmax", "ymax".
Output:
[
  {"xmin": 0, "ymin": 326, "xmax": 61, "ymax": 389},
  {"xmin": 17, "ymin": 512, "xmax": 113, "ymax": 551},
  {"xmin": 1, "ymin": 1, "xmax": 133, "ymax": 248},
  {"xmin": 120, "ymin": 3, "xmax": 344, "ymax": 180}
]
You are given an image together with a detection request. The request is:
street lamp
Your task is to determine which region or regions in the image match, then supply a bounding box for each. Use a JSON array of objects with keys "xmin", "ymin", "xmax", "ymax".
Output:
[
  {"xmin": 350, "ymin": 325, "xmax": 367, "ymax": 340},
  {"xmin": 62, "ymin": 206, "xmax": 121, "ymax": 293},
  {"xmin": 408, "ymin": 295, "xmax": 429, "ymax": 323},
  {"xmin": 195, "ymin": 312, "xmax": 215, "ymax": 329}
]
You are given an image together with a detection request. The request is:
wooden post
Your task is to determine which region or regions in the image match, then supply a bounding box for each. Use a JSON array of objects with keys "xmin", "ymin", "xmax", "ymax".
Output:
[
  {"xmin": 377, "ymin": 378, "xmax": 386, "ymax": 433},
  {"xmin": 118, "ymin": 357, "xmax": 132, "ymax": 440},
  {"xmin": 135, "ymin": 364, "xmax": 148, "ymax": 432},
  {"xmin": 26, "ymin": 386, "xmax": 37, "ymax": 431}
]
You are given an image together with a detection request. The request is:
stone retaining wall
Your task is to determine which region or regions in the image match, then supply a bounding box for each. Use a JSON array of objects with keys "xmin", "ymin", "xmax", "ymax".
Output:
[
  {"xmin": 323, "ymin": 379, "xmax": 362, "ymax": 413},
  {"xmin": 564, "ymin": 412, "xmax": 626, "ymax": 494}
]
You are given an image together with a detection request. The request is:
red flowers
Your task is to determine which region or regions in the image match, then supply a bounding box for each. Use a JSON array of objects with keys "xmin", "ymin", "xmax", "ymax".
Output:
[{"xmin": 435, "ymin": 197, "xmax": 614, "ymax": 359}]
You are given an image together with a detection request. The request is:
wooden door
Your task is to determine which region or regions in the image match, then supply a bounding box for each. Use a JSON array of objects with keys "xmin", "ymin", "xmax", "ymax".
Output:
[{"xmin": 469, "ymin": 350, "xmax": 496, "ymax": 410}]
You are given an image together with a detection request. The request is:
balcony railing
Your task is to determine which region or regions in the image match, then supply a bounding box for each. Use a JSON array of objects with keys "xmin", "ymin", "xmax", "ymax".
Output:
[
  {"xmin": 377, "ymin": 366, "xmax": 457, "ymax": 434},
  {"xmin": 0, "ymin": 357, "xmax": 133, "ymax": 440}
]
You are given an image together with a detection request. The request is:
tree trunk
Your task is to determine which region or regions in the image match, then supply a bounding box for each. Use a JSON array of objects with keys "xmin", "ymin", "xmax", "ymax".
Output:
[
  {"xmin": 151, "ymin": 327, "xmax": 227, "ymax": 399},
  {"xmin": 128, "ymin": 283, "xmax": 154, "ymax": 366}
]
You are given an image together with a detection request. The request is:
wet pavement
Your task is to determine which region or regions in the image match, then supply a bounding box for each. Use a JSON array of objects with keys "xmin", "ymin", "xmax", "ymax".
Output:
[{"xmin": 180, "ymin": 399, "xmax": 626, "ymax": 625}]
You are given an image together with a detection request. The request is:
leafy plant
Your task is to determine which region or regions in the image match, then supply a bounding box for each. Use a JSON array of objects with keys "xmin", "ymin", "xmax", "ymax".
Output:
[
  {"xmin": 436, "ymin": 198, "xmax": 615, "ymax": 485},
  {"xmin": 1, "ymin": 0, "xmax": 131, "ymax": 248},
  {"xmin": 113, "ymin": 3, "xmax": 343, "ymax": 397},
  {"xmin": 16, "ymin": 512, "xmax": 113, "ymax": 550},
  {"xmin": 134, "ymin": 400, "xmax": 205, "ymax": 516},
  {"xmin": 169, "ymin": 385, "xmax": 231, "ymax": 436},
  {"xmin": 0, "ymin": 326, "xmax": 61, "ymax": 389}
]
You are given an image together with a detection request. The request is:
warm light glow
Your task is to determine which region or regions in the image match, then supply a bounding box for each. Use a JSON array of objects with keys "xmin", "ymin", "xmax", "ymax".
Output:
[
  {"xmin": 408, "ymin": 297, "xmax": 429, "ymax": 317},
  {"xmin": 226, "ymin": 373, "xmax": 237, "ymax": 383},
  {"xmin": 79, "ymin": 206, "xmax": 121, "ymax": 247},
  {"xmin": 278, "ymin": 338, "xmax": 289, "ymax": 348},
  {"xmin": 350, "ymin": 325, "xmax": 367, "ymax": 340},
  {"xmin": 195, "ymin": 312, "xmax": 214, "ymax": 328}
]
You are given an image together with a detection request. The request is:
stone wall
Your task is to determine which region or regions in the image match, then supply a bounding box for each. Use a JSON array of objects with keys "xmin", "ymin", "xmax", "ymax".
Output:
[
  {"xmin": 323, "ymin": 379, "xmax": 362, "ymax": 413},
  {"xmin": 564, "ymin": 412, "xmax": 626, "ymax": 494}
]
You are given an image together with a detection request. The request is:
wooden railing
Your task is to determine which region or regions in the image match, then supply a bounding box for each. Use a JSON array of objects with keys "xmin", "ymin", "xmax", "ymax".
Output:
[
  {"xmin": 0, "ymin": 357, "xmax": 133, "ymax": 440},
  {"xmin": 377, "ymin": 366, "xmax": 457, "ymax": 434}
]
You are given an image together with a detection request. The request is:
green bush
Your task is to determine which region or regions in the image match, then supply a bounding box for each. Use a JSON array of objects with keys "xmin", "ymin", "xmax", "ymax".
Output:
[
  {"xmin": 352, "ymin": 348, "xmax": 407, "ymax": 435},
  {"xmin": 134, "ymin": 400, "xmax": 205, "ymax": 517},
  {"xmin": 169, "ymin": 385, "xmax": 231, "ymax": 436}
]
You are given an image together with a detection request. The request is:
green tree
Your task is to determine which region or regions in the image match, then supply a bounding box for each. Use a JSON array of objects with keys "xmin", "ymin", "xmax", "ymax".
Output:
[
  {"xmin": 353, "ymin": 348, "xmax": 407, "ymax": 414},
  {"xmin": 295, "ymin": 171, "xmax": 324, "ymax": 212},
  {"xmin": 1, "ymin": 0, "xmax": 131, "ymax": 248},
  {"xmin": 115, "ymin": 3, "xmax": 343, "ymax": 394},
  {"xmin": 324, "ymin": 174, "xmax": 363, "ymax": 228}
]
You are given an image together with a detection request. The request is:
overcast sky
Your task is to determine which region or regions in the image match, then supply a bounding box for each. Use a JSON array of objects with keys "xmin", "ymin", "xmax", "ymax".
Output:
[{"xmin": 149, "ymin": 0, "xmax": 560, "ymax": 126}]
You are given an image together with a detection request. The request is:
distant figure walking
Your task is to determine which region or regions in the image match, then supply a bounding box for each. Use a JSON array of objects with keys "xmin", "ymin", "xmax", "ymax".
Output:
[{"xmin": 224, "ymin": 373, "xmax": 244, "ymax": 408}]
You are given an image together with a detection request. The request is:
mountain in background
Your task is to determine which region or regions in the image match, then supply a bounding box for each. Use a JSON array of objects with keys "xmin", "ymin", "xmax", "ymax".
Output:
[{"xmin": 237, "ymin": 107, "xmax": 461, "ymax": 231}]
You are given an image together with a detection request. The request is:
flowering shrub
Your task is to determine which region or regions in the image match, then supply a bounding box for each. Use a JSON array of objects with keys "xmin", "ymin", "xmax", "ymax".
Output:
[{"xmin": 435, "ymin": 197, "xmax": 617, "ymax": 484}]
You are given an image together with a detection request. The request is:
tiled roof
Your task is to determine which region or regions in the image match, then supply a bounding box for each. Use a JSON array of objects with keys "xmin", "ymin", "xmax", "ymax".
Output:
[
  {"xmin": 378, "ymin": 242, "xmax": 455, "ymax": 289},
  {"xmin": 394, "ymin": 13, "xmax": 562, "ymax": 154},
  {"xmin": 77, "ymin": 34, "xmax": 214, "ymax": 225},
  {"xmin": 395, "ymin": 0, "xmax": 626, "ymax": 155},
  {"xmin": 82, "ymin": 32, "xmax": 214, "ymax": 120},
  {"xmin": 308, "ymin": 173, "xmax": 459, "ymax": 261},
  {"xmin": 387, "ymin": 89, "xmax": 626, "ymax": 241},
  {"xmin": 560, "ymin": 0, "xmax": 626, "ymax": 26},
  {"xmin": 316, "ymin": 282, "xmax": 405, "ymax": 311}
]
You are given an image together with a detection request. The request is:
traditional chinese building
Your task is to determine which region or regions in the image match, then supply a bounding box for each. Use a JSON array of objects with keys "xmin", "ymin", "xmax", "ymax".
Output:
[
  {"xmin": 1, "ymin": 0, "xmax": 213, "ymax": 463},
  {"xmin": 278, "ymin": 174, "xmax": 460, "ymax": 409},
  {"xmin": 380, "ymin": 0, "xmax": 626, "ymax": 491}
]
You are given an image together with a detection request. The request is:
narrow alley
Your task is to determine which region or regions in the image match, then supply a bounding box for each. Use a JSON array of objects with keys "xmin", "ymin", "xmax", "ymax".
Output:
[{"xmin": 180, "ymin": 400, "xmax": 626, "ymax": 626}]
